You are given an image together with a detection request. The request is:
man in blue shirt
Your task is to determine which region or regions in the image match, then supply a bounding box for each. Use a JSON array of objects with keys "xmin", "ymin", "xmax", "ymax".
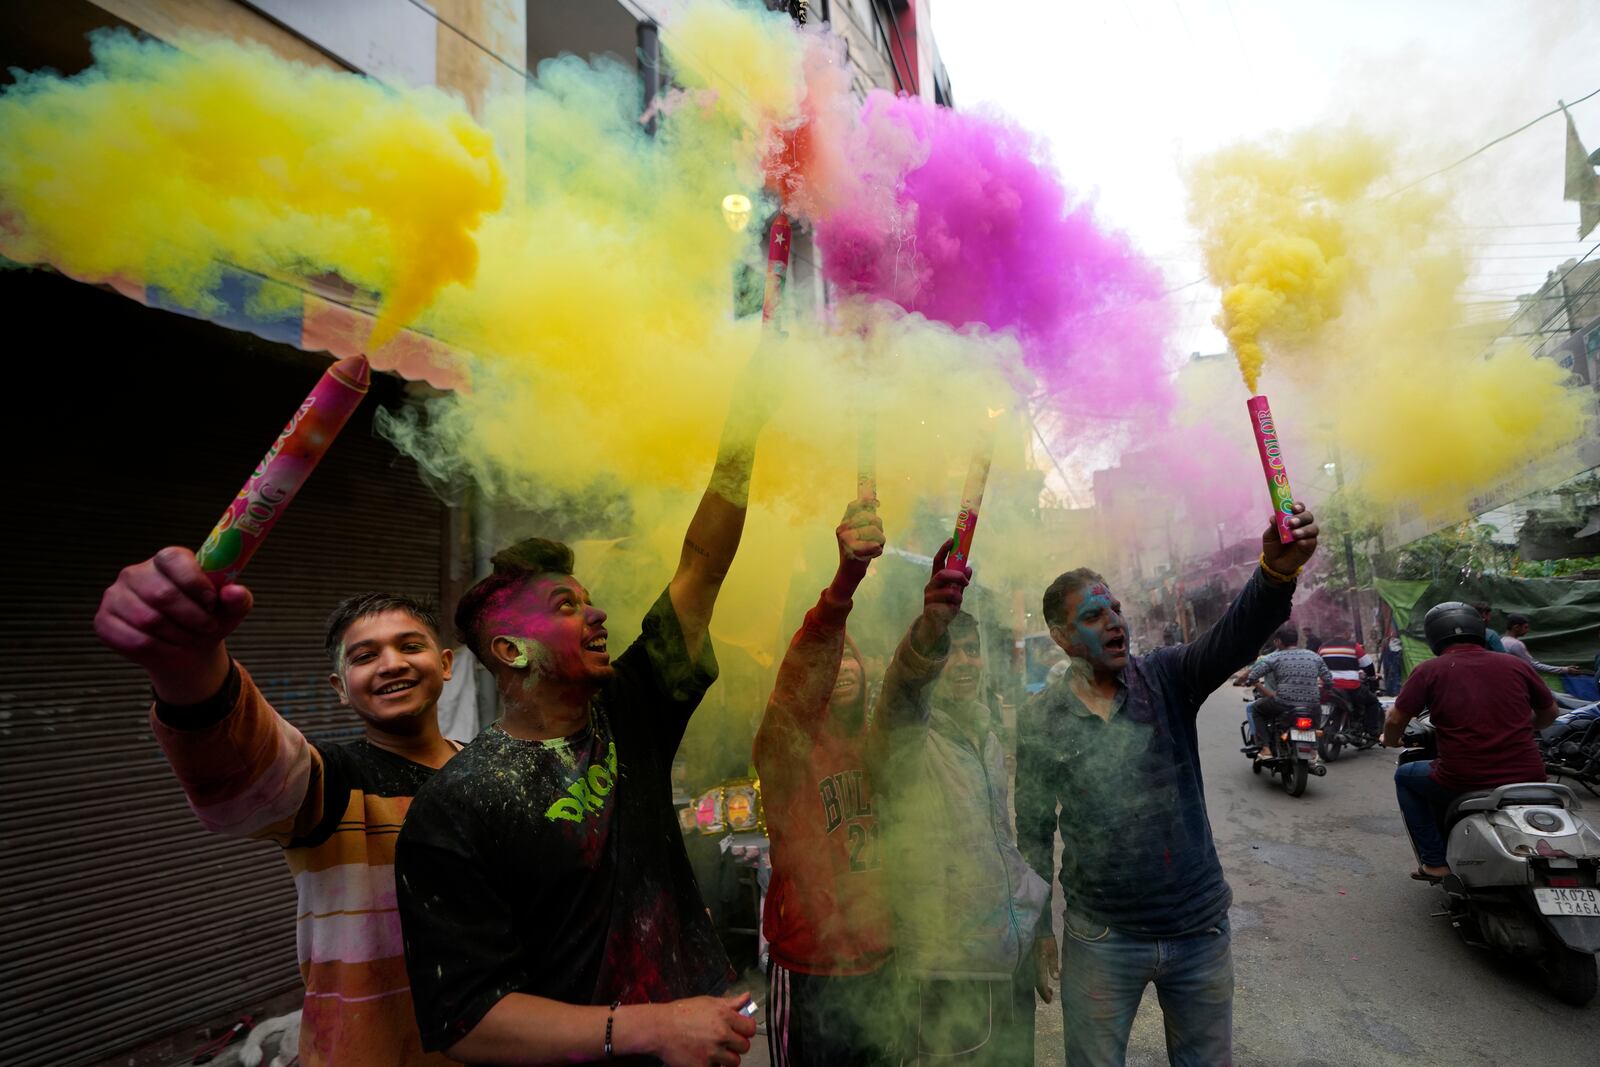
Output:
[{"xmin": 1016, "ymin": 505, "xmax": 1319, "ymax": 1066}]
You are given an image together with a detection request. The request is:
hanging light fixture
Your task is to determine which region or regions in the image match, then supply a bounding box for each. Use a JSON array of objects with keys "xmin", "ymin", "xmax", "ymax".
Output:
[{"xmin": 721, "ymin": 193, "xmax": 752, "ymax": 232}]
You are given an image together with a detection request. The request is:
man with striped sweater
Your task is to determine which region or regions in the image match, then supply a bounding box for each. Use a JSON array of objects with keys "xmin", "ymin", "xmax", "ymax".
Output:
[
  {"xmin": 95, "ymin": 551, "xmax": 460, "ymax": 1067},
  {"xmin": 1318, "ymin": 637, "xmax": 1384, "ymax": 738}
]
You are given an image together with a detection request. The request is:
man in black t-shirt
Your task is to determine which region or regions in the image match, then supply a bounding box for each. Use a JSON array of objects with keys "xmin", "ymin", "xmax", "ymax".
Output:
[{"xmin": 396, "ymin": 387, "xmax": 770, "ymax": 1066}]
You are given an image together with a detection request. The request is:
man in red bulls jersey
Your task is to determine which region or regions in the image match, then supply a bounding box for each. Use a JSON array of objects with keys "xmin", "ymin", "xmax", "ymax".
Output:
[{"xmin": 754, "ymin": 498, "xmax": 893, "ymax": 1067}]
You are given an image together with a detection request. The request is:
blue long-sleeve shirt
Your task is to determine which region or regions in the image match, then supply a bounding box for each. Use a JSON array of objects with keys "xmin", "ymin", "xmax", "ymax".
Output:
[{"xmin": 1015, "ymin": 569, "xmax": 1295, "ymax": 937}]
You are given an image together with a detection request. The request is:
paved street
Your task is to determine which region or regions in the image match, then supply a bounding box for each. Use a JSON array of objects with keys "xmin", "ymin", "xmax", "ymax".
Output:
[{"xmin": 1029, "ymin": 685, "xmax": 1598, "ymax": 1066}]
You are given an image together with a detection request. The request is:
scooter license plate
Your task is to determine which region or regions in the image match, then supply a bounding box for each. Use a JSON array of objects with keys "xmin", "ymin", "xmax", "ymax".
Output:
[
  {"xmin": 1534, "ymin": 887, "xmax": 1600, "ymax": 916},
  {"xmin": 1290, "ymin": 729, "xmax": 1316, "ymax": 741}
]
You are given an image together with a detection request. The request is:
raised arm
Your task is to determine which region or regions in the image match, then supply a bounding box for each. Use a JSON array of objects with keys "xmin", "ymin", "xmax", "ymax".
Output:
[
  {"xmin": 756, "ymin": 501, "xmax": 883, "ymax": 753},
  {"xmin": 669, "ymin": 352, "xmax": 778, "ymax": 662},
  {"xmin": 94, "ymin": 548, "xmax": 326, "ymax": 843},
  {"xmin": 1178, "ymin": 505, "xmax": 1318, "ymax": 700},
  {"xmin": 870, "ymin": 540, "xmax": 970, "ymax": 733}
]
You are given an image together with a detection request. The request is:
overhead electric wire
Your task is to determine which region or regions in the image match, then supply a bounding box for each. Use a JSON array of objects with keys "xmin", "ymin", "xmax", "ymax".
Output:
[
  {"xmin": 1387, "ymin": 86, "xmax": 1600, "ymax": 197},
  {"xmin": 402, "ymin": 0, "xmax": 531, "ymax": 82}
]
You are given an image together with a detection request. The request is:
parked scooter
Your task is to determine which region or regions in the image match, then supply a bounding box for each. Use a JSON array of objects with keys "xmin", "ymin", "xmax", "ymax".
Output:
[
  {"xmin": 1400, "ymin": 711, "xmax": 1600, "ymax": 1005},
  {"xmin": 1241, "ymin": 696, "xmax": 1325, "ymax": 796}
]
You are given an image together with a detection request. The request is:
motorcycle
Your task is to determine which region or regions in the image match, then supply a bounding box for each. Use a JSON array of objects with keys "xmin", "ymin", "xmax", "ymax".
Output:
[
  {"xmin": 1318, "ymin": 686, "xmax": 1384, "ymax": 762},
  {"xmin": 1399, "ymin": 712, "xmax": 1600, "ymax": 1005},
  {"xmin": 1541, "ymin": 702, "xmax": 1600, "ymax": 797},
  {"xmin": 1241, "ymin": 696, "xmax": 1325, "ymax": 797}
]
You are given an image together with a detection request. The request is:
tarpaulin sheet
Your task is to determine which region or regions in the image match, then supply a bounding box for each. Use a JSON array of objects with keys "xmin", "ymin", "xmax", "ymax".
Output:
[
  {"xmin": 1375, "ymin": 578, "xmax": 1432, "ymax": 677},
  {"xmin": 1377, "ymin": 574, "xmax": 1600, "ymax": 689}
]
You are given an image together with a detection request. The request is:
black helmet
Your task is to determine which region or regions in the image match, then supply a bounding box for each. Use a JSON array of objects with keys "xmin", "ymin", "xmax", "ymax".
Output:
[{"xmin": 1423, "ymin": 601, "xmax": 1486, "ymax": 655}]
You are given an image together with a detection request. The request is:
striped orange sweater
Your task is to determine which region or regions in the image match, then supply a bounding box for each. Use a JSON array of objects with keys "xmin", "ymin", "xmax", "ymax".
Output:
[{"xmin": 151, "ymin": 662, "xmax": 454, "ymax": 1067}]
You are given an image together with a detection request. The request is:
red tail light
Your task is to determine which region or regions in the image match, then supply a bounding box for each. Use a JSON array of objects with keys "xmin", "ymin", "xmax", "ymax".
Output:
[
  {"xmin": 1548, "ymin": 875, "xmax": 1580, "ymax": 888},
  {"xmin": 1295, "ymin": 716, "xmax": 1314, "ymax": 731}
]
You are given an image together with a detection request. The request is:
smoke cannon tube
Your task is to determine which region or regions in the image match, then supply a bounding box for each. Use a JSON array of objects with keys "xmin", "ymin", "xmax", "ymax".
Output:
[
  {"xmin": 197, "ymin": 356, "xmax": 371, "ymax": 586},
  {"xmin": 948, "ymin": 418, "xmax": 999, "ymax": 570},
  {"xmin": 857, "ymin": 417, "xmax": 877, "ymax": 502},
  {"xmin": 1247, "ymin": 394, "xmax": 1297, "ymax": 545}
]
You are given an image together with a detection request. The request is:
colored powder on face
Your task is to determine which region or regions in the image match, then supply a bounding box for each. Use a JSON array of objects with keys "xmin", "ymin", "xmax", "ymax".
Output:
[
  {"xmin": 1186, "ymin": 127, "xmax": 1591, "ymax": 514},
  {"xmin": 0, "ymin": 32, "xmax": 504, "ymax": 347},
  {"xmin": 819, "ymin": 92, "xmax": 1175, "ymax": 422}
]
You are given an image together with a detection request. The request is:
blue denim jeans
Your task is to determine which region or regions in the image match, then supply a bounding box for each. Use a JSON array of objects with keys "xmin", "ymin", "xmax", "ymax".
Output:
[
  {"xmin": 1394, "ymin": 759, "xmax": 1460, "ymax": 867},
  {"xmin": 1059, "ymin": 907, "xmax": 1233, "ymax": 1067}
]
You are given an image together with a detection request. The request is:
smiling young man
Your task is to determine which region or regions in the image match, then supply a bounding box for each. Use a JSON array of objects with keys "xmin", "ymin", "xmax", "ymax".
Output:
[
  {"xmin": 393, "ymin": 390, "xmax": 769, "ymax": 1066},
  {"xmin": 753, "ymin": 498, "xmax": 893, "ymax": 1067},
  {"xmin": 94, "ymin": 550, "xmax": 461, "ymax": 1067},
  {"xmin": 869, "ymin": 542, "xmax": 1049, "ymax": 1066},
  {"xmin": 1016, "ymin": 504, "xmax": 1319, "ymax": 1067}
]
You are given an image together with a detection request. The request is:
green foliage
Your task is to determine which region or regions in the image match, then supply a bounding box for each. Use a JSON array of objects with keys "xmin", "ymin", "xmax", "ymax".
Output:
[{"xmin": 1510, "ymin": 554, "xmax": 1600, "ymax": 578}]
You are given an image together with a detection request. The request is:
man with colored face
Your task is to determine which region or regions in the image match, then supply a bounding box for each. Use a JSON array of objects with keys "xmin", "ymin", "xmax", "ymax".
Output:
[
  {"xmin": 94, "ymin": 555, "xmax": 462, "ymax": 1067},
  {"xmin": 870, "ymin": 542, "xmax": 1049, "ymax": 1065},
  {"xmin": 1016, "ymin": 503, "xmax": 1319, "ymax": 1067},
  {"xmin": 394, "ymin": 377, "xmax": 771, "ymax": 1066},
  {"xmin": 753, "ymin": 498, "xmax": 892, "ymax": 1067}
]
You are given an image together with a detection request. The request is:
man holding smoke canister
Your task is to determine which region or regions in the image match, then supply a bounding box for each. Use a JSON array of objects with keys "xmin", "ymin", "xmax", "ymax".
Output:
[
  {"xmin": 393, "ymin": 353, "xmax": 779, "ymax": 1067},
  {"xmin": 753, "ymin": 497, "xmax": 893, "ymax": 1067},
  {"xmin": 870, "ymin": 541, "xmax": 1050, "ymax": 1065},
  {"xmin": 1016, "ymin": 503, "xmax": 1319, "ymax": 1067}
]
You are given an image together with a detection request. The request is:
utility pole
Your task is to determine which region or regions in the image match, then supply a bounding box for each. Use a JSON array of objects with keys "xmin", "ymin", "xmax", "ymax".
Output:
[{"xmin": 1330, "ymin": 447, "xmax": 1365, "ymax": 645}]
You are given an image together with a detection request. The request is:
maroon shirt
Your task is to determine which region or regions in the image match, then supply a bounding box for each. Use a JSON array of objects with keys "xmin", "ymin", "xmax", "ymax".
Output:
[{"xmin": 1395, "ymin": 643, "xmax": 1551, "ymax": 791}]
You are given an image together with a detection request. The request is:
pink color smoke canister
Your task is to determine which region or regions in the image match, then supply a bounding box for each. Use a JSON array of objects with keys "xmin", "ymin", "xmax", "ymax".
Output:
[
  {"xmin": 1247, "ymin": 394, "xmax": 1296, "ymax": 545},
  {"xmin": 197, "ymin": 355, "xmax": 372, "ymax": 586}
]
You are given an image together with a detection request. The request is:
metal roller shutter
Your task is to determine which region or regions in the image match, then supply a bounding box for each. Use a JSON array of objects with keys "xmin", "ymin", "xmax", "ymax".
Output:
[{"xmin": 0, "ymin": 271, "xmax": 448, "ymax": 1067}]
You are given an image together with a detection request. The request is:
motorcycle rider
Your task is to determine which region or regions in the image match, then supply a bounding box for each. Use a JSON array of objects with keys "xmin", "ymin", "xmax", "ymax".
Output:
[
  {"xmin": 1243, "ymin": 625, "xmax": 1332, "ymax": 756},
  {"xmin": 1383, "ymin": 601, "xmax": 1560, "ymax": 882},
  {"xmin": 1319, "ymin": 635, "xmax": 1383, "ymax": 741}
]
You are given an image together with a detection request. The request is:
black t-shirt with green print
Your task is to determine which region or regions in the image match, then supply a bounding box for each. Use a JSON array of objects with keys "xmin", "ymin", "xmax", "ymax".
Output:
[{"xmin": 396, "ymin": 589, "xmax": 732, "ymax": 1057}]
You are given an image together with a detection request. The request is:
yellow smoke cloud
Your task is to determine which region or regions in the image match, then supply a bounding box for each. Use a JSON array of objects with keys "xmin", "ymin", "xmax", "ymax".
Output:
[
  {"xmin": 1187, "ymin": 127, "xmax": 1590, "ymax": 515},
  {"xmin": 663, "ymin": 0, "xmax": 806, "ymax": 127},
  {"xmin": 1187, "ymin": 128, "xmax": 1385, "ymax": 393},
  {"xmin": 0, "ymin": 32, "xmax": 504, "ymax": 347},
  {"xmin": 0, "ymin": 2, "xmax": 1051, "ymax": 663}
]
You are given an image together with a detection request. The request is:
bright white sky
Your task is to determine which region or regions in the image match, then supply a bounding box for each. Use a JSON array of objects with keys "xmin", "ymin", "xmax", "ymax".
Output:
[{"xmin": 931, "ymin": 0, "xmax": 1600, "ymax": 362}]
